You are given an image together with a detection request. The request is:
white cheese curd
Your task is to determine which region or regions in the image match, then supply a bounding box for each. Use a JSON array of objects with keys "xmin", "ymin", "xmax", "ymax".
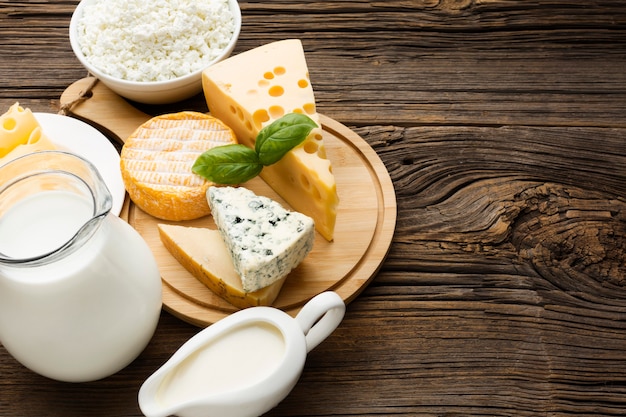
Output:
[{"xmin": 76, "ymin": 0, "xmax": 235, "ymax": 82}]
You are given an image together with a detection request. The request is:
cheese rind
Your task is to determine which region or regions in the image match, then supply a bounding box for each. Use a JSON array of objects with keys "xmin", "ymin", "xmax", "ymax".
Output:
[
  {"xmin": 207, "ymin": 186, "xmax": 315, "ymax": 293},
  {"xmin": 158, "ymin": 223, "xmax": 286, "ymax": 308},
  {"xmin": 202, "ymin": 39, "xmax": 338, "ymax": 241},
  {"xmin": 0, "ymin": 102, "xmax": 56, "ymax": 164},
  {"xmin": 120, "ymin": 111, "xmax": 237, "ymax": 221}
]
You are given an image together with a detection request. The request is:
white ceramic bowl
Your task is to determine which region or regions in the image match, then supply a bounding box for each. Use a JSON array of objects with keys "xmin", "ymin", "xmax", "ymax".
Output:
[{"xmin": 69, "ymin": 0, "xmax": 241, "ymax": 104}]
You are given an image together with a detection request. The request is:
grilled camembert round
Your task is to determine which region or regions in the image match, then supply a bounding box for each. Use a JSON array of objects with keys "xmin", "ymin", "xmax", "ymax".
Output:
[{"xmin": 120, "ymin": 111, "xmax": 237, "ymax": 221}]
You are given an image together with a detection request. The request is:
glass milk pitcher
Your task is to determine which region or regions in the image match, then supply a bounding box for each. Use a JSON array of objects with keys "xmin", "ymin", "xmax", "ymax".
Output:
[{"xmin": 0, "ymin": 151, "xmax": 162, "ymax": 382}]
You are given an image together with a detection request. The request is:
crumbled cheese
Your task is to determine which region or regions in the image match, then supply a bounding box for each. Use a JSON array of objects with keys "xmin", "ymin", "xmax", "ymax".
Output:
[{"xmin": 76, "ymin": 0, "xmax": 235, "ymax": 82}]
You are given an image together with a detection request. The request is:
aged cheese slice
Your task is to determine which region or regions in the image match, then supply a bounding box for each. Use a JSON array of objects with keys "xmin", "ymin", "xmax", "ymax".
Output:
[
  {"xmin": 202, "ymin": 39, "xmax": 339, "ymax": 241},
  {"xmin": 207, "ymin": 186, "xmax": 315, "ymax": 293},
  {"xmin": 158, "ymin": 223, "xmax": 286, "ymax": 308},
  {"xmin": 0, "ymin": 102, "xmax": 56, "ymax": 164},
  {"xmin": 120, "ymin": 111, "xmax": 237, "ymax": 221}
]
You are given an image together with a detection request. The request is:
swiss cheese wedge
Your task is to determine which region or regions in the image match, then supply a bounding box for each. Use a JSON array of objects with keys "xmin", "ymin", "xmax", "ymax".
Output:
[
  {"xmin": 157, "ymin": 223, "xmax": 287, "ymax": 308},
  {"xmin": 120, "ymin": 111, "xmax": 236, "ymax": 221},
  {"xmin": 0, "ymin": 102, "xmax": 56, "ymax": 165},
  {"xmin": 202, "ymin": 39, "xmax": 339, "ymax": 241}
]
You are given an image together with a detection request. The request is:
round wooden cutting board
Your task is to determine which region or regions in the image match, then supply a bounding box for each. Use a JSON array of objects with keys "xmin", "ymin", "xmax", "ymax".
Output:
[{"xmin": 61, "ymin": 77, "xmax": 397, "ymax": 327}]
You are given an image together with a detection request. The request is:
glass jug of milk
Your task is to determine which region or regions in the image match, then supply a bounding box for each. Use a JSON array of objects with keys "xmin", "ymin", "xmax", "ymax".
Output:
[{"xmin": 0, "ymin": 151, "xmax": 162, "ymax": 382}]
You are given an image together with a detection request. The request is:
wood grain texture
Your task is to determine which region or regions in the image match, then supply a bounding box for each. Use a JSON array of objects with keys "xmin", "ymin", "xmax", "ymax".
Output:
[{"xmin": 1, "ymin": 0, "xmax": 626, "ymax": 416}]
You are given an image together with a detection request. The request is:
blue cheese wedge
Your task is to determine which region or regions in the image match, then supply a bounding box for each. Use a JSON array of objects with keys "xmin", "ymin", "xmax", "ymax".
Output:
[{"xmin": 207, "ymin": 186, "xmax": 315, "ymax": 293}]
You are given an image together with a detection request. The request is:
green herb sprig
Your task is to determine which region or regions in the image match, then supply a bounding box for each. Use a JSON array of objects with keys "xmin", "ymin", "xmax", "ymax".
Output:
[{"xmin": 192, "ymin": 113, "xmax": 318, "ymax": 184}]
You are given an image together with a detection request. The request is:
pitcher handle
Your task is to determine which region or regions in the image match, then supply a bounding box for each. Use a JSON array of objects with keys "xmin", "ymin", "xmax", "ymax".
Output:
[{"xmin": 295, "ymin": 291, "xmax": 345, "ymax": 353}]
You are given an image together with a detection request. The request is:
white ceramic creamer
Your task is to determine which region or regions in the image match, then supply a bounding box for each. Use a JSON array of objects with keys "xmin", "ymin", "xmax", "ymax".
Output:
[
  {"xmin": 0, "ymin": 151, "xmax": 162, "ymax": 382},
  {"xmin": 138, "ymin": 291, "xmax": 346, "ymax": 417}
]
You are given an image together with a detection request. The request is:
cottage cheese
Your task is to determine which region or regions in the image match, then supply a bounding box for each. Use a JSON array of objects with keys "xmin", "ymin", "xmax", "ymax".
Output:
[{"xmin": 75, "ymin": 0, "xmax": 235, "ymax": 82}]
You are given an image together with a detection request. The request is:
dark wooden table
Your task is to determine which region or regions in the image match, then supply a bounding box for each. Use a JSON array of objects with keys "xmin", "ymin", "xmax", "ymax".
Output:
[{"xmin": 2, "ymin": 1, "xmax": 626, "ymax": 416}]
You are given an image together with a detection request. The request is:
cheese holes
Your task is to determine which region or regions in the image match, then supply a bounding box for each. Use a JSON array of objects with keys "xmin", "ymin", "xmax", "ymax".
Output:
[
  {"xmin": 269, "ymin": 106, "xmax": 284, "ymax": 119},
  {"xmin": 27, "ymin": 129, "xmax": 42, "ymax": 145},
  {"xmin": 312, "ymin": 185, "xmax": 321, "ymax": 201},
  {"xmin": 298, "ymin": 174, "xmax": 321, "ymax": 201},
  {"xmin": 260, "ymin": 67, "xmax": 286, "ymax": 97},
  {"xmin": 300, "ymin": 174, "xmax": 310, "ymax": 189},
  {"xmin": 303, "ymin": 140, "xmax": 318, "ymax": 154},
  {"xmin": 2, "ymin": 117, "xmax": 16, "ymax": 131},
  {"xmin": 253, "ymin": 109, "xmax": 270, "ymax": 129},
  {"xmin": 228, "ymin": 104, "xmax": 254, "ymax": 133},
  {"xmin": 228, "ymin": 105, "xmax": 245, "ymax": 122},
  {"xmin": 268, "ymin": 85, "xmax": 284, "ymax": 97},
  {"xmin": 303, "ymin": 103, "xmax": 316, "ymax": 115}
]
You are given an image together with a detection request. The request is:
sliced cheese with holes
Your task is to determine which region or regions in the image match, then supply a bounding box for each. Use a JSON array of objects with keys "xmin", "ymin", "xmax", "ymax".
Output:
[
  {"xmin": 202, "ymin": 39, "xmax": 339, "ymax": 241},
  {"xmin": 0, "ymin": 102, "xmax": 56, "ymax": 164},
  {"xmin": 158, "ymin": 223, "xmax": 286, "ymax": 308},
  {"xmin": 120, "ymin": 111, "xmax": 237, "ymax": 221},
  {"xmin": 207, "ymin": 186, "xmax": 314, "ymax": 293}
]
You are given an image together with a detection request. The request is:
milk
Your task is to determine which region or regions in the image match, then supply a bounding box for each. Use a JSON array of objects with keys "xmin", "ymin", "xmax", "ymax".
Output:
[
  {"xmin": 0, "ymin": 187, "xmax": 163, "ymax": 382},
  {"xmin": 157, "ymin": 322, "xmax": 286, "ymax": 407},
  {"xmin": 0, "ymin": 190, "xmax": 92, "ymax": 259},
  {"xmin": 139, "ymin": 292, "xmax": 345, "ymax": 417}
]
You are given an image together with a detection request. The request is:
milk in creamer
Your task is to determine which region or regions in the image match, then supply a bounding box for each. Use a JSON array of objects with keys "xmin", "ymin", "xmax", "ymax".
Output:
[{"xmin": 157, "ymin": 322, "xmax": 286, "ymax": 407}]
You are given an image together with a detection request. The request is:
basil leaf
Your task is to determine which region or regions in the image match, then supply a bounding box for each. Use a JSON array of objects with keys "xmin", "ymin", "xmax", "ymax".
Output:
[
  {"xmin": 192, "ymin": 114, "xmax": 317, "ymax": 185},
  {"xmin": 192, "ymin": 144, "xmax": 262, "ymax": 185},
  {"xmin": 255, "ymin": 113, "xmax": 318, "ymax": 166}
]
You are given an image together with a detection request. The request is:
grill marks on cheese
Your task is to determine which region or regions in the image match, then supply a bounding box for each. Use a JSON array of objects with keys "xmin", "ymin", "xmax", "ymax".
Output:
[
  {"xmin": 120, "ymin": 112, "xmax": 236, "ymax": 221},
  {"xmin": 202, "ymin": 39, "xmax": 339, "ymax": 241}
]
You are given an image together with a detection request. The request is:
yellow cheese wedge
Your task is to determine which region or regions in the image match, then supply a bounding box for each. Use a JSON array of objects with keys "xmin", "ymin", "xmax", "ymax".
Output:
[
  {"xmin": 158, "ymin": 223, "xmax": 286, "ymax": 308},
  {"xmin": 202, "ymin": 39, "xmax": 339, "ymax": 241},
  {"xmin": 120, "ymin": 111, "xmax": 237, "ymax": 221},
  {"xmin": 0, "ymin": 102, "xmax": 56, "ymax": 164}
]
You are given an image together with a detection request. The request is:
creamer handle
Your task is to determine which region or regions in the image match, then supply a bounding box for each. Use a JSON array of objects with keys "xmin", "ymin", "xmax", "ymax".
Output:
[{"xmin": 295, "ymin": 291, "xmax": 345, "ymax": 353}]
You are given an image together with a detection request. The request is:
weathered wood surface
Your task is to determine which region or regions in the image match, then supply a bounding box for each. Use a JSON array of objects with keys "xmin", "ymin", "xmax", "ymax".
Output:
[{"xmin": 1, "ymin": 1, "xmax": 625, "ymax": 416}]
